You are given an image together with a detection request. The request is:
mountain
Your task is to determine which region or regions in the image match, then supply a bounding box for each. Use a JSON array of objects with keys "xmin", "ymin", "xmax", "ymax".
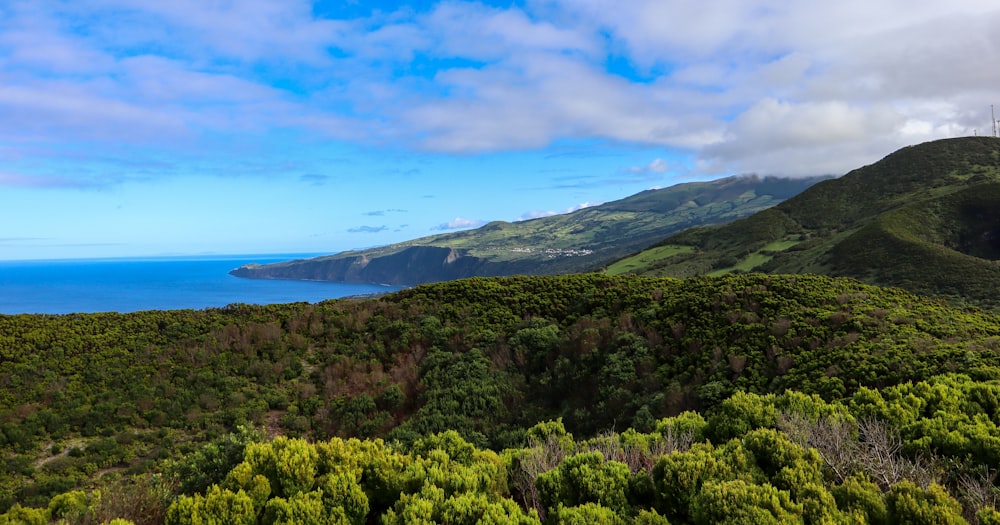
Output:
[
  {"xmin": 608, "ymin": 137, "xmax": 1000, "ymax": 309},
  {"xmin": 231, "ymin": 174, "xmax": 827, "ymax": 286}
]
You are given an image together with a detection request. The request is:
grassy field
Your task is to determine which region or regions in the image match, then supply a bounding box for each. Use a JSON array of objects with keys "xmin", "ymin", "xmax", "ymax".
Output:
[
  {"xmin": 605, "ymin": 245, "xmax": 695, "ymax": 275},
  {"xmin": 707, "ymin": 239, "xmax": 806, "ymax": 276}
]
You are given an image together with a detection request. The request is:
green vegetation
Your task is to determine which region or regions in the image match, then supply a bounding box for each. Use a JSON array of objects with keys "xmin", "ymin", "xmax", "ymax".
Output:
[
  {"xmin": 3, "ymin": 272, "xmax": 1000, "ymax": 522},
  {"xmin": 7, "ymin": 377, "xmax": 1000, "ymax": 523},
  {"xmin": 605, "ymin": 245, "xmax": 695, "ymax": 275},
  {"xmin": 233, "ymin": 175, "xmax": 825, "ymax": 285},
  {"xmin": 8, "ymin": 139, "xmax": 1000, "ymax": 523},
  {"xmin": 828, "ymin": 182, "xmax": 1000, "ymax": 309},
  {"xmin": 613, "ymin": 137, "xmax": 1000, "ymax": 310},
  {"xmin": 704, "ymin": 240, "xmax": 804, "ymax": 276}
]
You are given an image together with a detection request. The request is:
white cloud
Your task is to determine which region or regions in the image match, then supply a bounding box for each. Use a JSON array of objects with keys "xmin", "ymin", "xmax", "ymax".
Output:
[
  {"xmin": 516, "ymin": 210, "xmax": 558, "ymax": 221},
  {"xmin": 87, "ymin": 0, "xmax": 346, "ymax": 64},
  {"xmin": 515, "ymin": 201, "xmax": 601, "ymax": 221},
  {"xmin": 421, "ymin": 2, "xmax": 598, "ymax": 61},
  {"xmin": 373, "ymin": 0, "xmax": 1000, "ymax": 172},
  {"xmin": 0, "ymin": 83, "xmax": 190, "ymax": 141},
  {"xmin": 709, "ymin": 99, "xmax": 901, "ymax": 152},
  {"xmin": 434, "ymin": 217, "xmax": 486, "ymax": 231},
  {"xmin": 627, "ymin": 158, "xmax": 670, "ymax": 174},
  {"xmin": 0, "ymin": 170, "xmax": 99, "ymax": 189},
  {"xmin": 566, "ymin": 201, "xmax": 600, "ymax": 212},
  {"xmin": 2, "ymin": 0, "xmax": 999, "ymax": 180}
]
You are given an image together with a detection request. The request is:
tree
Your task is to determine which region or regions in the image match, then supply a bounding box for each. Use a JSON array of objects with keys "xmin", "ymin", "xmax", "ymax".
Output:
[
  {"xmin": 170, "ymin": 425, "xmax": 267, "ymax": 496},
  {"xmin": 652, "ymin": 444, "xmax": 731, "ymax": 522},
  {"xmin": 831, "ymin": 473, "xmax": 888, "ymax": 525},
  {"xmin": 536, "ymin": 452, "xmax": 631, "ymax": 517},
  {"xmin": 885, "ymin": 481, "xmax": 967, "ymax": 525},
  {"xmin": 165, "ymin": 485, "xmax": 256, "ymax": 525},
  {"xmin": 550, "ymin": 502, "xmax": 626, "ymax": 525},
  {"xmin": 690, "ymin": 479, "xmax": 802, "ymax": 525}
]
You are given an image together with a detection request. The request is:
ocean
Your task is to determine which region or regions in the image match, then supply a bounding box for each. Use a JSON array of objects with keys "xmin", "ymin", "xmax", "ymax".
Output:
[{"xmin": 0, "ymin": 254, "xmax": 402, "ymax": 315}]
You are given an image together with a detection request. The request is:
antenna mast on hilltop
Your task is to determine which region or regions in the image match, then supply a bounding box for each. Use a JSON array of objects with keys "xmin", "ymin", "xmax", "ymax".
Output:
[{"xmin": 993, "ymin": 105, "xmax": 998, "ymax": 137}]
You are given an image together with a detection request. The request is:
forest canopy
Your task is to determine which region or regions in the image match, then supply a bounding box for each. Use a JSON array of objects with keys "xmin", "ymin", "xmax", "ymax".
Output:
[{"xmin": 2, "ymin": 273, "xmax": 1000, "ymax": 523}]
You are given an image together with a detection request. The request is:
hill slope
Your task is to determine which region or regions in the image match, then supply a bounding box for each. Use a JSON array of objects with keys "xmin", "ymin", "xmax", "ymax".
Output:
[
  {"xmin": 609, "ymin": 137, "xmax": 1000, "ymax": 309},
  {"xmin": 4, "ymin": 273, "xmax": 1000, "ymax": 514},
  {"xmin": 231, "ymin": 174, "xmax": 825, "ymax": 286}
]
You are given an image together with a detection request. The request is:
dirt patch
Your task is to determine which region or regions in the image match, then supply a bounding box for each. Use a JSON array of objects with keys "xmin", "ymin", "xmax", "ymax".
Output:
[{"xmin": 33, "ymin": 438, "xmax": 85, "ymax": 469}]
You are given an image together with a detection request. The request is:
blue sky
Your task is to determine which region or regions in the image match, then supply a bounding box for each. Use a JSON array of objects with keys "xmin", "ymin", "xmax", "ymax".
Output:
[{"xmin": 1, "ymin": 1, "xmax": 998, "ymax": 260}]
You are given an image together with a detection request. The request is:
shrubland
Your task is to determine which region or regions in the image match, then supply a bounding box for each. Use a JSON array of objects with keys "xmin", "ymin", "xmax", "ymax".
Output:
[{"xmin": 2, "ymin": 273, "xmax": 1000, "ymax": 523}]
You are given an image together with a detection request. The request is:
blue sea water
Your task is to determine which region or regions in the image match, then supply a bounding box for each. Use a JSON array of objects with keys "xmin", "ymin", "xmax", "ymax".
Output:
[{"xmin": 0, "ymin": 254, "xmax": 402, "ymax": 315}]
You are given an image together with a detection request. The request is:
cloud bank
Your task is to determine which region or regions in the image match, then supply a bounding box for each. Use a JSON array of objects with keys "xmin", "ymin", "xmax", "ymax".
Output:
[{"xmin": 1, "ymin": 0, "xmax": 998, "ymax": 186}]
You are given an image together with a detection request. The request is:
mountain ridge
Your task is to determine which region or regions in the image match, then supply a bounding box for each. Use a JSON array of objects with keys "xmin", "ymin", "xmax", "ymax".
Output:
[
  {"xmin": 231, "ymin": 174, "xmax": 827, "ymax": 286},
  {"xmin": 610, "ymin": 136, "xmax": 1000, "ymax": 309}
]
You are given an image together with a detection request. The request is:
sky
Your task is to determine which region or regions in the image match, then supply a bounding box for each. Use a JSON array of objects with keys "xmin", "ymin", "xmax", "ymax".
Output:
[{"xmin": 1, "ymin": 1, "xmax": 999, "ymax": 260}]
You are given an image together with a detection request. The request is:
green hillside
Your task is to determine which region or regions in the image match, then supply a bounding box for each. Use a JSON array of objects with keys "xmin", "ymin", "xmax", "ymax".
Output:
[
  {"xmin": 231, "ymin": 175, "xmax": 825, "ymax": 285},
  {"xmin": 8, "ymin": 139, "xmax": 1000, "ymax": 523},
  {"xmin": 4, "ymin": 273, "xmax": 1000, "ymax": 522},
  {"xmin": 608, "ymin": 137, "xmax": 1000, "ymax": 309}
]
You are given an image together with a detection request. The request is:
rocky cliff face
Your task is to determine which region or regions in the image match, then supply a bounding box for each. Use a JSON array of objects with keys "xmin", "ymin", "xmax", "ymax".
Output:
[{"xmin": 230, "ymin": 246, "xmax": 492, "ymax": 286}]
